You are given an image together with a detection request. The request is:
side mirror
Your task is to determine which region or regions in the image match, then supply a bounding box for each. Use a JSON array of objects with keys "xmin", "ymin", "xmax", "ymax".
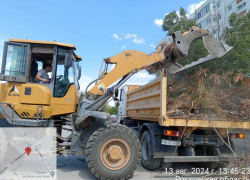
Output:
[
  {"xmin": 64, "ymin": 53, "xmax": 72, "ymax": 68},
  {"xmin": 77, "ymin": 66, "xmax": 81, "ymax": 80}
]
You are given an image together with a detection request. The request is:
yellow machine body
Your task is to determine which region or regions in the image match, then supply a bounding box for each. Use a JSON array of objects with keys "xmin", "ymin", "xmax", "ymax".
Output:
[
  {"xmin": 0, "ymin": 82, "xmax": 78, "ymax": 119},
  {"xmin": 0, "ymin": 39, "xmax": 81, "ymax": 121}
]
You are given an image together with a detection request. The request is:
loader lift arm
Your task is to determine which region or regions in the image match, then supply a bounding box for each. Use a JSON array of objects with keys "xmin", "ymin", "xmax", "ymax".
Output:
[
  {"xmin": 88, "ymin": 26, "xmax": 232, "ymax": 96},
  {"xmin": 75, "ymin": 26, "xmax": 232, "ymax": 129}
]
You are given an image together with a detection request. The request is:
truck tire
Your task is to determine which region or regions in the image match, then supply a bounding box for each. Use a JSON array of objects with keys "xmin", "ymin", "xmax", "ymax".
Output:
[
  {"xmin": 141, "ymin": 131, "xmax": 162, "ymax": 170},
  {"xmin": 86, "ymin": 124, "xmax": 141, "ymax": 180},
  {"xmin": 217, "ymin": 162, "xmax": 229, "ymax": 169},
  {"xmin": 0, "ymin": 129, "xmax": 8, "ymax": 164},
  {"xmin": 200, "ymin": 162, "xmax": 220, "ymax": 169},
  {"xmin": 197, "ymin": 148, "xmax": 230, "ymax": 169},
  {"xmin": 159, "ymin": 159, "xmax": 172, "ymax": 169},
  {"xmin": 198, "ymin": 161, "xmax": 228, "ymax": 169}
]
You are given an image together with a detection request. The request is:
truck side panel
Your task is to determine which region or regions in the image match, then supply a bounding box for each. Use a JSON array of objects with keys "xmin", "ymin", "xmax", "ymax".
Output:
[
  {"xmin": 118, "ymin": 85, "xmax": 141, "ymax": 123},
  {"xmin": 127, "ymin": 76, "xmax": 167, "ymax": 125},
  {"xmin": 127, "ymin": 71, "xmax": 169, "ymax": 126},
  {"xmin": 126, "ymin": 71, "xmax": 250, "ymax": 130}
]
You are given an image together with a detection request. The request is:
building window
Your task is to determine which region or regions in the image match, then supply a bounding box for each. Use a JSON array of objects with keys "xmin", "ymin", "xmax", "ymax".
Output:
[
  {"xmin": 237, "ymin": 0, "xmax": 243, "ymax": 4},
  {"xmin": 217, "ymin": 13, "xmax": 222, "ymax": 20},
  {"xmin": 197, "ymin": 3, "xmax": 210, "ymax": 20},
  {"xmin": 200, "ymin": 16, "xmax": 211, "ymax": 28},
  {"xmin": 213, "ymin": 29, "xmax": 216, "ymax": 35},
  {"xmin": 237, "ymin": 1, "xmax": 246, "ymax": 11},
  {"xmin": 238, "ymin": 9, "xmax": 247, "ymax": 17},
  {"xmin": 227, "ymin": 5, "xmax": 232, "ymax": 11},
  {"xmin": 217, "ymin": 1, "xmax": 221, "ymax": 7}
]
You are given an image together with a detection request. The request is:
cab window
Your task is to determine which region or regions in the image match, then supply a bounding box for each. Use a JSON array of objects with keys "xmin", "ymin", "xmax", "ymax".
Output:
[
  {"xmin": 29, "ymin": 46, "xmax": 54, "ymax": 83},
  {"xmin": 3, "ymin": 43, "xmax": 29, "ymax": 76},
  {"xmin": 54, "ymin": 48, "xmax": 75, "ymax": 97}
]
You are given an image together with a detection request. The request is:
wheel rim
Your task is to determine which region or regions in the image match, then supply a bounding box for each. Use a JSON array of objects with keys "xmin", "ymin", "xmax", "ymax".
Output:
[
  {"xmin": 100, "ymin": 138, "xmax": 131, "ymax": 170},
  {"xmin": 142, "ymin": 139, "xmax": 149, "ymax": 161}
]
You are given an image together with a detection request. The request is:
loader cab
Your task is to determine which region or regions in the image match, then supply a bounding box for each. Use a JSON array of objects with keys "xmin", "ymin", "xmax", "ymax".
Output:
[{"xmin": 0, "ymin": 39, "xmax": 81, "ymax": 97}]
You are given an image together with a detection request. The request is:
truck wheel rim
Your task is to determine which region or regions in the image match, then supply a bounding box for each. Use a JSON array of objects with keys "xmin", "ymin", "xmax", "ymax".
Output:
[
  {"xmin": 100, "ymin": 138, "xmax": 131, "ymax": 170},
  {"xmin": 142, "ymin": 139, "xmax": 149, "ymax": 160}
]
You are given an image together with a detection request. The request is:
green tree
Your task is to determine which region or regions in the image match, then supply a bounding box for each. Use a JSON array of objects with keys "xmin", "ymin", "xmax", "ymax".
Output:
[
  {"xmin": 108, "ymin": 107, "xmax": 118, "ymax": 115},
  {"xmin": 178, "ymin": 39, "xmax": 209, "ymax": 75},
  {"xmin": 209, "ymin": 12, "xmax": 250, "ymax": 74},
  {"xmin": 162, "ymin": 7, "xmax": 196, "ymax": 35},
  {"xmin": 108, "ymin": 100, "xmax": 119, "ymax": 115},
  {"xmin": 180, "ymin": 7, "xmax": 186, "ymax": 17},
  {"xmin": 184, "ymin": 12, "xmax": 250, "ymax": 75},
  {"xmin": 228, "ymin": 12, "xmax": 238, "ymax": 27},
  {"xmin": 161, "ymin": 9, "xmax": 250, "ymax": 77},
  {"xmin": 226, "ymin": 12, "xmax": 250, "ymax": 74},
  {"xmin": 101, "ymin": 102, "xmax": 111, "ymax": 113},
  {"xmin": 162, "ymin": 11, "xmax": 179, "ymax": 33},
  {"xmin": 161, "ymin": 7, "xmax": 207, "ymax": 75},
  {"xmin": 101, "ymin": 100, "xmax": 119, "ymax": 115},
  {"xmin": 168, "ymin": 18, "xmax": 197, "ymax": 35}
]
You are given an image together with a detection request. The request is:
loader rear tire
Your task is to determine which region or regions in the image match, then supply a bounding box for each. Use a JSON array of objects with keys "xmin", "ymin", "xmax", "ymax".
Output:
[
  {"xmin": 0, "ymin": 129, "xmax": 8, "ymax": 164},
  {"xmin": 86, "ymin": 124, "xmax": 141, "ymax": 180},
  {"xmin": 141, "ymin": 131, "xmax": 162, "ymax": 170}
]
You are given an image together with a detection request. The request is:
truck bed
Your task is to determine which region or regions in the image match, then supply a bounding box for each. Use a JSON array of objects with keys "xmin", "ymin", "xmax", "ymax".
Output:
[{"xmin": 126, "ymin": 73, "xmax": 250, "ymax": 129}]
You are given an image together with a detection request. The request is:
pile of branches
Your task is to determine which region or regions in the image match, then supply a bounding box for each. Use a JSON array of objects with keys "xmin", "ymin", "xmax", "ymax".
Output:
[{"xmin": 167, "ymin": 68, "xmax": 249, "ymax": 121}]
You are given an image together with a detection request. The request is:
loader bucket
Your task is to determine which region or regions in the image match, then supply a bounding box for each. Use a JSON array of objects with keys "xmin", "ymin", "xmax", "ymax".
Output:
[{"xmin": 146, "ymin": 27, "xmax": 232, "ymax": 74}]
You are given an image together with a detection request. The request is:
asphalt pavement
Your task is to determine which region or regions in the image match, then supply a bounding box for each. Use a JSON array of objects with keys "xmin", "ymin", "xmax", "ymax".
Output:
[
  {"xmin": 57, "ymin": 155, "xmax": 223, "ymax": 180},
  {"xmin": 57, "ymin": 131, "xmax": 250, "ymax": 180}
]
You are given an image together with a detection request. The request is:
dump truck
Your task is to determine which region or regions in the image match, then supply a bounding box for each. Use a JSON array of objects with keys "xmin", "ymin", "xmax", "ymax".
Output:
[
  {"xmin": 118, "ymin": 69, "xmax": 250, "ymax": 170},
  {"xmin": 0, "ymin": 27, "xmax": 233, "ymax": 179}
]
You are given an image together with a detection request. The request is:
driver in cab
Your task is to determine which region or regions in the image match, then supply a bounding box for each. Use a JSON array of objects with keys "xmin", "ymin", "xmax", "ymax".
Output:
[{"xmin": 36, "ymin": 64, "xmax": 52, "ymax": 83}]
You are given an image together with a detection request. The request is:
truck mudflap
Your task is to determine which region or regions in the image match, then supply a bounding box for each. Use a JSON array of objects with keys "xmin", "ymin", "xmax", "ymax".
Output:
[{"xmin": 163, "ymin": 156, "xmax": 237, "ymax": 162}]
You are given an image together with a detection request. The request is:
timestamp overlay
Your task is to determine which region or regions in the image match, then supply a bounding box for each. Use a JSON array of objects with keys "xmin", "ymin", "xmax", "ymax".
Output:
[
  {"xmin": 0, "ymin": 128, "xmax": 57, "ymax": 180},
  {"xmin": 164, "ymin": 167, "xmax": 250, "ymax": 180}
]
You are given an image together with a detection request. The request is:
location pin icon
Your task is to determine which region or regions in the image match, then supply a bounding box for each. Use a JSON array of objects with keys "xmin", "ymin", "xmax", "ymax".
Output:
[
  {"xmin": 25, "ymin": 147, "xmax": 32, "ymax": 156},
  {"xmin": 50, "ymin": 171, "xmax": 55, "ymax": 177}
]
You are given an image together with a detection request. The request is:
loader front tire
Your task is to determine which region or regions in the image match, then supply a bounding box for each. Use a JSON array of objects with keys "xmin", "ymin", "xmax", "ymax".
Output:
[
  {"xmin": 86, "ymin": 124, "xmax": 141, "ymax": 180},
  {"xmin": 0, "ymin": 129, "xmax": 8, "ymax": 164}
]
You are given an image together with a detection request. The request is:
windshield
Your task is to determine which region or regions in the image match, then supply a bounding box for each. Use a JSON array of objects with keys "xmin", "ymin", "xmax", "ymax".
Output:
[{"xmin": 54, "ymin": 48, "xmax": 80, "ymax": 97}]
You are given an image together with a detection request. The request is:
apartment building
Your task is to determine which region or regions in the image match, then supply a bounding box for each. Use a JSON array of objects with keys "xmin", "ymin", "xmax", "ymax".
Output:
[
  {"xmin": 188, "ymin": 0, "xmax": 249, "ymax": 39},
  {"xmin": 156, "ymin": 36, "xmax": 173, "ymax": 48},
  {"xmin": 157, "ymin": 0, "xmax": 249, "ymax": 47}
]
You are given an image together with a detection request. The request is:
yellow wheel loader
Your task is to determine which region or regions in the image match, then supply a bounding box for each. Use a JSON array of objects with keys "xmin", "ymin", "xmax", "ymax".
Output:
[{"xmin": 0, "ymin": 27, "xmax": 232, "ymax": 179}]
